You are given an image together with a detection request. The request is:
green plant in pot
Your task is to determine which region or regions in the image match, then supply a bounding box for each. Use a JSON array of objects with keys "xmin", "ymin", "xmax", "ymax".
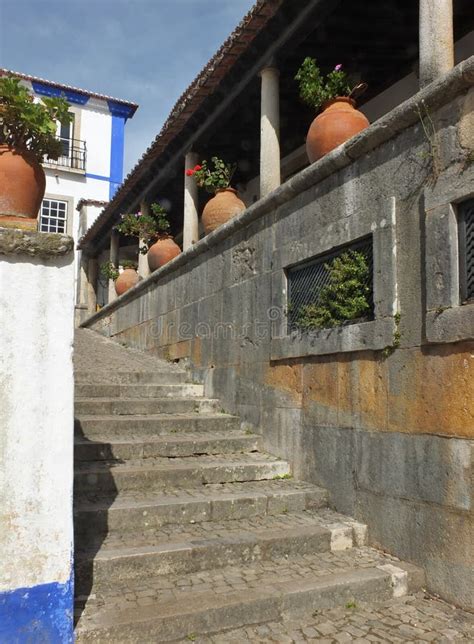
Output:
[
  {"xmin": 295, "ymin": 59, "xmax": 369, "ymax": 163},
  {"xmin": 115, "ymin": 202, "xmax": 181, "ymax": 273},
  {"xmin": 100, "ymin": 261, "xmax": 120, "ymax": 282},
  {"xmin": 0, "ymin": 75, "xmax": 72, "ymax": 226},
  {"xmin": 186, "ymin": 157, "xmax": 245, "ymax": 235},
  {"xmin": 100, "ymin": 260, "xmax": 139, "ymax": 297}
]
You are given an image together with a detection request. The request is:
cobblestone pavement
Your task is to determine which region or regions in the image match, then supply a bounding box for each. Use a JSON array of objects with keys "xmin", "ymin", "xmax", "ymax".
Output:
[
  {"xmin": 79, "ymin": 547, "xmax": 407, "ymax": 612},
  {"xmin": 76, "ymin": 508, "xmax": 357, "ymax": 553},
  {"xmin": 179, "ymin": 593, "xmax": 474, "ymax": 643}
]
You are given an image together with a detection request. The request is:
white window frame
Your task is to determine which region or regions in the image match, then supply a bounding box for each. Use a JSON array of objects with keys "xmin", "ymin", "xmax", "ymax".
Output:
[{"xmin": 38, "ymin": 194, "xmax": 74, "ymax": 236}]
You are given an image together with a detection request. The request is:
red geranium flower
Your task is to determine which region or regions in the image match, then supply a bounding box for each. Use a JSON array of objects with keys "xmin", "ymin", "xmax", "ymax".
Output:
[
  {"xmin": 194, "ymin": 165, "xmax": 202, "ymax": 171},
  {"xmin": 185, "ymin": 169, "xmax": 194, "ymax": 176}
]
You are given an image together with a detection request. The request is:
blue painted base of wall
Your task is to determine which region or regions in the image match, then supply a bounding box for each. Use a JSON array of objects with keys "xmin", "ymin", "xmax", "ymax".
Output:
[{"xmin": 0, "ymin": 576, "xmax": 73, "ymax": 643}]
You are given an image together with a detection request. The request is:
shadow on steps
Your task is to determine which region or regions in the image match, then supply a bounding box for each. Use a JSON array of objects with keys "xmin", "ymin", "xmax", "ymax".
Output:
[{"xmin": 73, "ymin": 418, "xmax": 120, "ymax": 627}]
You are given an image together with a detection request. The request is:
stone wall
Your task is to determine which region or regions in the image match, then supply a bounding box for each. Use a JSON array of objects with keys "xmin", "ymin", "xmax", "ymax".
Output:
[
  {"xmin": 83, "ymin": 60, "xmax": 474, "ymax": 609},
  {"xmin": 0, "ymin": 229, "xmax": 75, "ymax": 640}
]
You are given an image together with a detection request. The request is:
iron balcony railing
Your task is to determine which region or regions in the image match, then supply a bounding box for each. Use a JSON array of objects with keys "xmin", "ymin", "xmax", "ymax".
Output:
[{"xmin": 46, "ymin": 137, "xmax": 87, "ymax": 171}]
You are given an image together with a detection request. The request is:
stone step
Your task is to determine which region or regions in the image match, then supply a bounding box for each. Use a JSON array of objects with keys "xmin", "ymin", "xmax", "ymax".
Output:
[
  {"xmin": 74, "ymin": 510, "xmax": 368, "ymax": 593},
  {"xmin": 75, "ymin": 383, "xmax": 204, "ymax": 399},
  {"xmin": 74, "ymin": 480, "xmax": 328, "ymax": 538},
  {"xmin": 74, "ymin": 550, "xmax": 424, "ymax": 642},
  {"xmin": 74, "ymin": 431, "xmax": 261, "ymax": 462},
  {"xmin": 74, "ymin": 453, "xmax": 291, "ymax": 494},
  {"xmin": 74, "ymin": 397, "xmax": 221, "ymax": 416},
  {"xmin": 75, "ymin": 413, "xmax": 240, "ymax": 440},
  {"xmin": 75, "ymin": 369, "xmax": 188, "ymax": 385}
]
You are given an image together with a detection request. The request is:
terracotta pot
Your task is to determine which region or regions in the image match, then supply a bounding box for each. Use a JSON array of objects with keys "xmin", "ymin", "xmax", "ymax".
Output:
[
  {"xmin": 147, "ymin": 236, "xmax": 181, "ymax": 272},
  {"xmin": 115, "ymin": 268, "xmax": 139, "ymax": 296},
  {"xmin": 202, "ymin": 188, "xmax": 245, "ymax": 235},
  {"xmin": 0, "ymin": 145, "xmax": 46, "ymax": 225},
  {"xmin": 306, "ymin": 97, "xmax": 370, "ymax": 163}
]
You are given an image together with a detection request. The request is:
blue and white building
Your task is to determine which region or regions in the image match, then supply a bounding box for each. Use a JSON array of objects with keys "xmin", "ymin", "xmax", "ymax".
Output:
[{"xmin": 0, "ymin": 68, "xmax": 138, "ymax": 236}]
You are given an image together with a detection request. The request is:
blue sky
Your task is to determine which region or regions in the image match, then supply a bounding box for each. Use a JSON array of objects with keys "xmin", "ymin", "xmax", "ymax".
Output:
[{"xmin": 0, "ymin": 0, "xmax": 255, "ymax": 175}]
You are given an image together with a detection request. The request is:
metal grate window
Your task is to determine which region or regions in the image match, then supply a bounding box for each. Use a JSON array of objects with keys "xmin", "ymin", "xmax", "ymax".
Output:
[
  {"xmin": 459, "ymin": 198, "xmax": 474, "ymax": 303},
  {"xmin": 287, "ymin": 237, "xmax": 374, "ymax": 331},
  {"xmin": 39, "ymin": 199, "xmax": 68, "ymax": 233}
]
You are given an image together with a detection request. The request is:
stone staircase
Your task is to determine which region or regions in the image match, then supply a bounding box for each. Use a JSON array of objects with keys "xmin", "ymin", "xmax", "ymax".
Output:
[{"xmin": 73, "ymin": 330, "xmax": 424, "ymax": 642}]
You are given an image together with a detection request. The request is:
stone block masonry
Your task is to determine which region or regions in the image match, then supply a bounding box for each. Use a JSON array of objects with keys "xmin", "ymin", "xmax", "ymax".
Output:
[
  {"xmin": 82, "ymin": 59, "xmax": 474, "ymax": 609},
  {"xmin": 0, "ymin": 229, "xmax": 75, "ymax": 640}
]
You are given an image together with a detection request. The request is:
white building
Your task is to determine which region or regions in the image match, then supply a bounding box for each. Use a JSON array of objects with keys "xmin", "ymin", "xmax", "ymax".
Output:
[
  {"xmin": 0, "ymin": 68, "xmax": 138, "ymax": 317},
  {"xmin": 0, "ymin": 69, "xmax": 138, "ymax": 236}
]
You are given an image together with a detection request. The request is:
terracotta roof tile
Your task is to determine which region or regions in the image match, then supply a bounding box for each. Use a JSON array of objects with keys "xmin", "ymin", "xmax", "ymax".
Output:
[{"xmin": 79, "ymin": 0, "xmax": 284, "ymax": 250}]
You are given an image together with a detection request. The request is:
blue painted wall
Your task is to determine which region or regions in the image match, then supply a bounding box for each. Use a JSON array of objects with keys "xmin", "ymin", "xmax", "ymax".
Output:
[
  {"xmin": 109, "ymin": 114, "xmax": 126, "ymax": 200},
  {"xmin": 31, "ymin": 83, "xmax": 136, "ymax": 199},
  {"xmin": 0, "ymin": 576, "xmax": 74, "ymax": 643},
  {"xmin": 32, "ymin": 80, "xmax": 89, "ymax": 105},
  {"xmin": 107, "ymin": 101, "xmax": 135, "ymax": 200}
]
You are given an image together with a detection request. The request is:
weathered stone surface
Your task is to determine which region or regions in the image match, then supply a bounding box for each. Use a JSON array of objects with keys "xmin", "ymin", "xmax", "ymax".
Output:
[
  {"xmin": 0, "ymin": 227, "xmax": 74, "ymax": 258},
  {"xmin": 79, "ymin": 63, "xmax": 474, "ymax": 609},
  {"xmin": 178, "ymin": 593, "xmax": 474, "ymax": 643}
]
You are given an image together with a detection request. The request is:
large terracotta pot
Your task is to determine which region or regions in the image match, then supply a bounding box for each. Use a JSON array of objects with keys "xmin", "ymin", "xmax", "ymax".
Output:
[
  {"xmin": 306, "ymin": 97, "xmax": 370, "ymax": 163},
  {"xmin": 115, "ymin": 268, "xmax": 139, "ymax": 296},
  {"xmin": 202, "ymin": 188, "xmax": 245, "ymax": 235},
  {"xmin": 0, "ymin": 145, "xmax": 46, "ymax": 226},
  {"xmin": 147, "ymin": 236, "xmax": 181, "ymax": 272}
]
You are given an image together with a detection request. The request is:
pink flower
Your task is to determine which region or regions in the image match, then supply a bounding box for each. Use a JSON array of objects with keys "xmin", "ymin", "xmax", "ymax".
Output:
[{"xmin": 335, "ymin": 64, "xmax": 342, "ymax": 71}]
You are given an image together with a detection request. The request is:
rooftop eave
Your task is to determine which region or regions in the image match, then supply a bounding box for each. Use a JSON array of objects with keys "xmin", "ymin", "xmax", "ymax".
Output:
[{"xmin": 77, "ymin": 0, "xmax": 286, "ymax": 252}]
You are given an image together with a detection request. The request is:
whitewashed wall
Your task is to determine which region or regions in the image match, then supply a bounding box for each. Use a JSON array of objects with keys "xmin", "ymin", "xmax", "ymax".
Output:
[
  {"xmin": 0, "ymin": 244, "xmax": 75, "ymax": 640},
  {"xmin": 80, "ymin": 103, "xmax": 113, "ymax": 178}
]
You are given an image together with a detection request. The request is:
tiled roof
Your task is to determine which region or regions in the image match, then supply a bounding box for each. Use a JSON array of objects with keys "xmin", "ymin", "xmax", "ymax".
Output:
[
  {"xmin": 79, "ymin": 0, "xmax": 284, "ymax": 249},
  {"xmin": 0, "ymin": 68, "xmax": 139, "ymax": 111}
]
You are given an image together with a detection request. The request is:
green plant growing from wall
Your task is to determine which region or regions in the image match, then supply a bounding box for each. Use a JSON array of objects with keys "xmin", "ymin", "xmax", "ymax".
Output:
[
  {"xmin": 382, "ymin": 312, "xmax": 401, "ymax": 358},
  {"xmin": 296, "ymin": 251, "xmax": 371, "ymax": 330},
  {"xmin": 416, "ymin": 100, "xmax": 441, "ymax": 180}
]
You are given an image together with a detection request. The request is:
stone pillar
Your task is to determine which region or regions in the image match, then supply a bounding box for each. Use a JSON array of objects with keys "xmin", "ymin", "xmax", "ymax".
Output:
[
  {"xmin": 75, "ymin": 252, "xmax": 89, "ymax": 325},
  {"xmin": 138, "ymin": 201, "xmax": 150, "ymax": 279},
  {"xmin": 87, "ymin": 257, "xmax": 98, "ymax": 314},
  {"xmin": 108, "ymin": 229, "xmax": 119, "ymax": 303},
  {"xmin": 259, "ymin": 66, "xmax": 281, "ymax": 198},
  {"xmin": 184, "ymin": 151, "xmax": 200, "ymax": 250},
  {"xmin": 419, "ymin": 0, "xmax": 454, "ymax": 88}
]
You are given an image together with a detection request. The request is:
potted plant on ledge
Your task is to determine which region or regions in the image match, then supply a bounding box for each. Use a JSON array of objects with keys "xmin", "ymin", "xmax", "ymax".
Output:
[
  {"xmin": 101, "ymin": 260, "xmax": 139, "ymax": 296},
  {"xmin": 0, "ymin": 75, "xmax": 72, "ymax": 228},
  {"xmin": 186, "ymin": 157, "xmax": 245, "ymax": 235},
  {"xmin": 295, "ymin": 59, "xmax": 369, "ymax": 163},
  {"xmin": 116, "ymin": 260, "xmax": 139, "ymax": 296},
  {"xmin": 115, "ymin": 203, "xmax": 181, "ymax": 273}
]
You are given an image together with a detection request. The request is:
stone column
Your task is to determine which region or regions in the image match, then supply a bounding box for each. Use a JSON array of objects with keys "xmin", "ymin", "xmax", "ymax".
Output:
[
  {"xmin": 183, "ymin": 151, "xmax": 200, "ymax": 250},
  {"xmin": 108, "ymin": 229, "xmax": 119, "ymax": 303},
  {"xmin": 87, "ymin": 257, "xmax": 98, "ymax": 314},
  {"xmin": 259, "ymin": 66, "xmax": 281, "ymax": 198},
  {"xmin": 419, "ymin": 0, "xmax": 454, "ymax": 88},
  {"xmin": 138, "ymin": 201, "xmax": 151, "ymax": 279}
]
